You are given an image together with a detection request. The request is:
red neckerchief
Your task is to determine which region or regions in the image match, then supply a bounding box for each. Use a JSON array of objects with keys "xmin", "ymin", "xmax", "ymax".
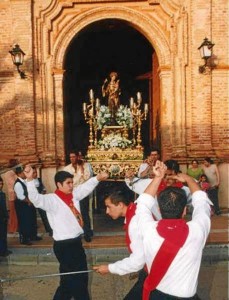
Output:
[
  {"xmin": 55, "ymin": 189, "xmax": 84, "ymax": 227},
  {"xmin": 158, "ymin": 180, "xmax": 184, "ymax": 194},
  {"xmin": 143, "ymin": 219, "xmax": 189, "ymax": 300},
  {"xmin": 124, "ymin": 203, "xmax": 137, "ymax": 253}
]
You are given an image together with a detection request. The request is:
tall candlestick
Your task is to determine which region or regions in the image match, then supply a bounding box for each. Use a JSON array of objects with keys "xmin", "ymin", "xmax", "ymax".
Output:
[{"xmin": 89, "ymin": 89, "xmax": 94, "ymax": 100}]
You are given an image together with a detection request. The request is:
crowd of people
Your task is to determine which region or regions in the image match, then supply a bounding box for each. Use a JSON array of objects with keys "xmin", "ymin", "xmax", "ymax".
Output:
[{"xmin": 0, "ymin": 148, "xmax": 223, "ymax": 299}]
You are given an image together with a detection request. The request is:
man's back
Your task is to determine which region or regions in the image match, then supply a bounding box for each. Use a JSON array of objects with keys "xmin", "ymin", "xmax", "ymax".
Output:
[{"xmin": 136, "ymin": 188, "xmax": 211, "ymax": 298}]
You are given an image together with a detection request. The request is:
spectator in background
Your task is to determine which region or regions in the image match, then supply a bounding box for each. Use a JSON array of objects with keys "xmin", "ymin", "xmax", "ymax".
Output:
[
  {"xmin": 0, "ymin": 177, "xmax": 12, "ymax": 256},
  {"xmin": 2, "ymin": 159, "xmax": 19, "ymax": 233},
  {"xmin": 187, "ymin": 160, "xmax": 203, "ymax": 181},
  {"xmin": 14, "ymin": 166, "xmax": 42, "ymax": 245},
  {"xmin": 64, "ymin": 150, "xmax": 94, "ymax": 242},
  {"xmin": 203, "ymin": 157, "xmax": 221, "ymax": 215},
  {"xmin": 199, "ymin": 174, "xmax": 211, "ymax": 192},
  {"xmin": 32, "ymin": 167, "xmax": 53, "ymax": 236},
  {"xmin": 138, "ymin": 148, "xmax": 160, "ymax": 179}
]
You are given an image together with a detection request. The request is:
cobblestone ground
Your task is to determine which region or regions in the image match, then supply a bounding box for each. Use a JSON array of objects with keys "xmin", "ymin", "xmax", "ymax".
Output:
[{"xmin": 0, "ymin": 262, "xmax": 228, "ymax": 300}]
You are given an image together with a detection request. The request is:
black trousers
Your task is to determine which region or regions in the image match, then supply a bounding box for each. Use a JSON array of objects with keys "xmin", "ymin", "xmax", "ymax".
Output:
[
  {"xmin": 124, "ymin": 268, "xmax": 148, "ymax": 300},
  {"xmin": 0, "ymin": 220, "xmax": 8, "ymax": 254},
  {"xmin": 15, "ymin": 199, "xmax": 37, "ymax": 242},
  {"xmin": 207, "ymin": 187, "xmax": 220, "ymax": 213},
  {"xmin": 53, "ymin": 236, "xmax": 90, "ymax": 300},
  {"xmin": 37, "ymin": 208, "xmax": 52, "ymax": 234},
  {"xmin": 150, "ymin": 289, "xmax": 201, "ymax": 300}
]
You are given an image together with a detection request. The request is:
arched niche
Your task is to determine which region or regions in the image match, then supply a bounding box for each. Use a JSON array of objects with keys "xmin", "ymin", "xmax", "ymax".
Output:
[{"xmin": 48, "ymin": 6, "xmax": 173, "ymax": 162}]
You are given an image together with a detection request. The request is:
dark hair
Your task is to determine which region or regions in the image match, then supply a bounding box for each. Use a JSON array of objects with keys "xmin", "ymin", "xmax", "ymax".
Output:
[
  {"xmin": 158, "ymin": 187, "xmax": 187, "ymax": 219},
  {"xmin": 69, "ymin": 150, "xmax": 77, "ymax": 155},
  {"xmin": 54, "ymin": 171, "xmax": 73, "ymax": 186},
  {"xmin": 0, "ymin": 176, "xmax": 3, "ymax": 183},
  {"xmin": 150, "ymin": 147, "xmax": 160, "ymax": 155},
  {"xmin": 204, "ymin": 157, "xmax": 213, "ymax": 164},
  {"xmin": 15, "ymin": 166, "xmax": 24, "ymax": 174},
  {"xmin": 200, "ymin": 174, "xmax": 209, "ymax": 181},
  {"xmin": 164, "ymin": 159, "xmax": 180, "ymax": 174},
  {"xmin": 191, "ymin": 159, "xmax": 199, "ymax": 164},
  {"xmin": 105, "ymin": 188, "xmax": 132, "ymax": 207}
]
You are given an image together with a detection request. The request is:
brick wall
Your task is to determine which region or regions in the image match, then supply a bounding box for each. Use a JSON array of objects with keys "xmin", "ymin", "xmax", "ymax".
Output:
[{"xmin": 0, "ymin": 0, "xmax": 228, "ymax": 206}]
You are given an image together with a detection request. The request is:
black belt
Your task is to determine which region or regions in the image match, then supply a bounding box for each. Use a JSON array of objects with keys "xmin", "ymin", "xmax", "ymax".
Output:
[{"xmin": 150, "ymin": 289, "xmax": 201, "ymax": 300}]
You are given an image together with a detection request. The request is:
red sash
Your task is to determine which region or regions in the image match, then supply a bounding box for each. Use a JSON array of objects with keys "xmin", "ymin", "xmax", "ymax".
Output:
[
  {"xmin": 143, "ymin": 219, "xmax": 189, "ymax": 300},
  {"xmin": 55, "ymin": 189, "xmax": 84, "ymax": 227},
  {"xmin": 123, "ymin": 203, "xmax": 137, "ymax": 253}
]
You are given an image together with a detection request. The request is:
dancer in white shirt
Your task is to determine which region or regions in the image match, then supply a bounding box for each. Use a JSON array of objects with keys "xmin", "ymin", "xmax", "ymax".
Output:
[
  {"xmin": 136, "ymin": 161, "xmax": 211, "ymax": 300},
  {"xmin": 24, "ymin": 165, "xmax": 108, "ymax": 300}
]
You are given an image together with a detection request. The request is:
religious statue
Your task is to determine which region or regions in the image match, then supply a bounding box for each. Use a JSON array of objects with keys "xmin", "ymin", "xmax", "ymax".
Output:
[{"xmin": 102, "ymin": 72, "xmax": 121, "ymax": 123}]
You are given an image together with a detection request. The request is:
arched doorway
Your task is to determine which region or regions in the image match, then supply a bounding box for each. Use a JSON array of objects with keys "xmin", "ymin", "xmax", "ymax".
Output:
[{"xmin": 63, "ymin": 19, "xmax": 160, "ymax": 160}]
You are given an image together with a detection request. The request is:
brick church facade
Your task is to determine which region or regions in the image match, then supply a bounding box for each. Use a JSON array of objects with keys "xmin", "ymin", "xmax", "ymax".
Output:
[{"xmin": 0, "ymin": 0, "xmax": 228, "ymax": 206}]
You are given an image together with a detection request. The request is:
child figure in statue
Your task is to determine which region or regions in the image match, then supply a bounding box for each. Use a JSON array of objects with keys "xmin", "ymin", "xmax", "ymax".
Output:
[{"xmin": 102, "ymin": 72, "xmax": 121, "ymax": 124}]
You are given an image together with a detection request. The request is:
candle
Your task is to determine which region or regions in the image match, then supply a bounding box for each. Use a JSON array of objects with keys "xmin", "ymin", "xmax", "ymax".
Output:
[
  {"xmin": 130, "ymin": 97, "xmax": 134, "ymax": 108},
  {"xmin": 96, "ymin": 98, "xmax": 100, "ymax": 108},
  {"xmin": 144, "ymin": 103, "xmax": 149, "ymax": 113},
  {"xmin": 89, "ymin": 89, "xmax": 94, "ymax": 100},
  {"xmin": 137, "ymin": 92, "xmax": 142, "ymax": 102},
  {"xmin": 83, "ymin": 103, "xmax": 87, "ymax": 112}
]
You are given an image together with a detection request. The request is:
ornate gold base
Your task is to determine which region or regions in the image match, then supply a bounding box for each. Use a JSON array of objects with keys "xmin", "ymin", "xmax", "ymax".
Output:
[{"xmin": 87, "ymin": 147, "xmax": 143, "ymax": 179}]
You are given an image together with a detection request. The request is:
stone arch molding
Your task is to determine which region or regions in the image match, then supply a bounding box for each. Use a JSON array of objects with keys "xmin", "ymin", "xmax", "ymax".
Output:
[{"xmin": 52, "ymin": 6, "xmax": 171, "ymax": 70}]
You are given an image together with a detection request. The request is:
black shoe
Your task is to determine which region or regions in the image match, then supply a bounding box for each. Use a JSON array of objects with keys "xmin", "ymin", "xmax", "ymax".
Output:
[
  {"xmin": 84, "ymin": 235, "xmax": 92, "ymax": 243},
  {"xmin": 215, "ymin": 211, "xmax": 221, "ymax": 215},
  {"xmin": 31, "ymin": 236, "xmax": 42, "ymax": 241},
  {"xmin": 0, "ymin": 250, "xmax": 12, "ymax": 257}
]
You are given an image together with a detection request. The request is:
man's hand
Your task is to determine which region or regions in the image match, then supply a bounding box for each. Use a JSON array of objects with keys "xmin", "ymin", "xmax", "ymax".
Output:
[
  {"xmin": 96, "ymin": 172, "xmax": 109, "ymax": 181},
  {"xmin": 23, "ymin": 164, "xmax": 34, "ymax": 181},
  {"xmin": 93, "ymin": 265, "xmax": 109, "ymax": 275},
  {"xmin": 153, "ymin": 160, "xmax": 167, "ymax": 178},
  {"xmin": 125, "ymin": 169, "xmax": 135, "ymax": 180},
  {"xmin": 144, "ymin": 161, "xmax": 166, "ymax": 197},
  {"xmin": 172, "ymin": 173, "xmax": 191, "ymax": 183},
  {"xmin": 172, "ymin": 173, "xmax": 201, "ymax": 194}
]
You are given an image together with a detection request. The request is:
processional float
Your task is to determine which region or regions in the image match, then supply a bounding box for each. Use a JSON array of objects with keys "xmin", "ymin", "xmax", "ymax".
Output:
[{"xmin": 82, "ymin": 73, "xmax": 148, "ymax": 179}]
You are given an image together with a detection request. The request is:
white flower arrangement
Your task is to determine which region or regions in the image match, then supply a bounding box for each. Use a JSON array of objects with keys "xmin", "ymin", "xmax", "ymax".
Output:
[
  {"xmin": 98, "ymin": 133, "xmax": 132, "ymax": 150},
  {"xmin": 96, "ymin": 105, "xmax": 111, "ymax": 129},
  {"xmin": 115, "ymin": 105, "xmax": 133, "ymax": 129}
]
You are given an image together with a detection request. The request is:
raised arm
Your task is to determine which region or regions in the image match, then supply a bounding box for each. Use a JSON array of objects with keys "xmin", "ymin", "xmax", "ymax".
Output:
[
  {"xmin": 73, "ymin": 171, "xmax": 109, "ymax": 201},
  {"xmin": 144, "ymin": 161, "xmax": 167, "ymax": 196}
]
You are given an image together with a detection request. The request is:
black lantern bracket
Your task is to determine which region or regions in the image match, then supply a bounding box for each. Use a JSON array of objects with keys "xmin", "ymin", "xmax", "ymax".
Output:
[
  {"xmin": 198, "ymin": 38, "xmax": 216, "ymax": 74},
  {"xmin": 9, "ymin": 44, "xmax": 26, "ymax": 79}
]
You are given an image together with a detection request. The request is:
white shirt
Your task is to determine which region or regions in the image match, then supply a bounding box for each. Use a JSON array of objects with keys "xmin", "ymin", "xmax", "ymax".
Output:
[
  {"xmin": 203, "ymin": 164, "xmax": 218, "ymax": 187},
  {"xmin": 138, "ymin": 162, "xmax": 149, "ymax": 177},
  {"xmin": 136, "ymin": 191, "xmax": 211, "ymax": 298},
  {"xmin": 26, "ymin": 177, "xmax": 99, "ymax": 241},
  {"xmin": 125, "ymin": 177, "xmax": 161, "ymax": 220},
  {"xmin": 14, "ymin": 177, "xmax": 27, "ymax": 200},
  {"xmin": 64, "ymin": 163, "xmax": 93, "ymax": 187},
  {"xmin": 108, "ymin": 213, "xmax": 145, "ymax": 275}
]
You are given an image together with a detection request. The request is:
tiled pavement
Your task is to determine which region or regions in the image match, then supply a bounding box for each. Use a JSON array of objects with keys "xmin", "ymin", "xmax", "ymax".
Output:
[{"xmin": 2, "ymin": 208, "xmax": 229, "ymax": 265}]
